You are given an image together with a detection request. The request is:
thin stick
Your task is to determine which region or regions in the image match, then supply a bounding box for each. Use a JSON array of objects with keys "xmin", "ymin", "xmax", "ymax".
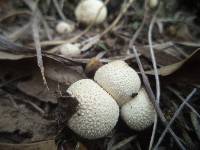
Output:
[
  {"xmin": 100, "ymin": 0, "xmax": 135, "ymax": 37},
  {"xmin": 132, "ymin": 46, "xmax": 186, "ymax": 150},
  {"xmin": 24, "ymin": 0, "xmax": 49, "ymax": 88},
  {"xmin": 167, "ymin": 86, "xmax": 200, "ymax": 119},
  {"xmin": 153, "ymin": 88, "xmax": 197, "ymax": 149},
  {"xmin": 129, "ymin": 0, "xmax": 149, "ymax": 48},
  {"xmin": 148, "ymin": 8, "xmax": 161, "ymax": 150},
  {"xmin": 52, "ymin": 0, "xmax": 67, "ymax": 21}
]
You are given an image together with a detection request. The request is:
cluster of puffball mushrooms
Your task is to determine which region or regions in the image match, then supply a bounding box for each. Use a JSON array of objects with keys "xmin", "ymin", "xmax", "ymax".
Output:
[
  {"xmin": 66, "ymin": 60, "xmax": 156, "ymax": 139},
  {"xmin": 54, "ymin": 0, "xmax": 157, "ymax": 139}
]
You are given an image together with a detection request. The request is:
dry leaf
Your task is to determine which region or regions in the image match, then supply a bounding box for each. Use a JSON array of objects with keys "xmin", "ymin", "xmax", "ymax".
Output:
[
  {"xmin": 16, "ymin": 58, "xmax": 85, "ymax": 104},
  {"xmin": 17, "ymin": 71, "xmax": 60, "ymax": 104},
  {"xmin": 44, "ymin": 58, "xmax": 85, "ymax": 85},
  {"xmin": 0, "ymin": 97, "xmax": 56, "ymax": 143},
  {"xmin": 0, "ymin": 140, "xmax": 56, "ymax": 150},
  {"xmin": 145, "ymin": 49, "xmax": 200, "ymax": 84}
]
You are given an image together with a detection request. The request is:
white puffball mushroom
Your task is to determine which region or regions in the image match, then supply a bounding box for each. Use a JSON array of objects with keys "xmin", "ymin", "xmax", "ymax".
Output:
[
  {"xmin": 75, "ymin": 0, "xmax": 107, "ymax": 25},
  {"xmin": 59, "ymin": 43, "xmax": 81, "ymax": 57},
  {"xmin": 94, "ymin": 60, "xmax": 141, "ymax": 106},
  {"xmin": 149, "ymin": 0, "xmax": 158, "ymax": 8},
  {"xmin": 56, "ymin": 21, "xmax": 75, "ymax": 34},
  {"xmin": 67, "ymin": 79, "xmax": 119, "ymax": 139},
  {"xmin": 121, "ymin": 88, "xmax": 156, "ymax": 131}
]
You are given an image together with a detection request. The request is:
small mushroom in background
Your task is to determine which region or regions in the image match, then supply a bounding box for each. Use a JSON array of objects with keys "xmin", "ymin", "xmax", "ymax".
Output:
[
  {"xmin": 75, "ymin": 0, "xmax": 107, "ymax": 25},
  {"xmin": 56, "ymin": 21, "xmax": 75, "ymax": 34},
  {"xmin": 121, "ymin": 88, "xmax": 156, "ymax": 131},
  {"xmin": 149, "ymin": 0, "xmax": 158, "ymax": 8},
  {"xmin": 59, "ymin": 43, "xmax": 81, "ymax": 57},
  {"xmin": 67, "ymin": 79, "xmax": 119, "ymax": 139},
  {"xmin": 94, "ymin": 60, "xmax": 141, "ymax": 106}
]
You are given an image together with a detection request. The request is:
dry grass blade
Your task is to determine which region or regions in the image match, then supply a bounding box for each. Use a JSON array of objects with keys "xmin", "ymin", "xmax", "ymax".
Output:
[
  {"xmin": 52, "ymin": 0, "xmax": 67, "ymax": 21},
  {"xmin": 132, "ymin": 46, "xmax": 186, "ymax": 150},
  {"xmin": 147, "ymin": 7, "xmax": 161, "ymax": 150},
  {"xmin": 148, "ymin": 9, "xmax": 161, "ymax": 104},
  {"xmin": 31, "ymin": 3, "xmax": 48, "ymax": 88},
  {"xmin": 153, "ymin": 88, "xmax": 197, "ymax": 149}
]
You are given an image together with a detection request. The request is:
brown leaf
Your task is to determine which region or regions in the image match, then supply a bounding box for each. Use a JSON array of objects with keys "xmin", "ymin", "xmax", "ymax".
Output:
[
  {"xmin": 146, "ymin": 49, "xmax": 200, "ymax": 84},
  {"xmin": 17, "ymin": 71, "xmax": 60, "ymax": 104},
  {"xmin": 44, "ymin": 58, "xmax": 85, "ymax": 85},
  {"xmin": 17, "ymin": 58, "xmax": 85, "ymax": 104},
  {"xmin": 0, "ymin": 139, "xmax": 56, "ymax": 150},
  {"xmin": 0, "ymin": 97, "xmax": 56, "ymax": 143}
]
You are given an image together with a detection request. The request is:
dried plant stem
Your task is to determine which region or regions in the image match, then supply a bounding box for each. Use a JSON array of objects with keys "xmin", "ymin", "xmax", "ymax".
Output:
[
  {"xmin": 52, "ymin": 0, "xmax": 67, "ymax": 21},
  {"xmin": 100, "ymin": 0, "xmax": 135, "ymax": 37},
  {"xmin": 132, "ymin": 46, "xmax": 186, "ymax": 150},
  {"xmin": 167, "ymin": 86, "xmax": 200, "ymax": 119},
  {"xmin": 153, "ymin": 88, "xmax": 197, "ymax": 149},
  {"xmin": 147, "ymin": 8, "xmax": 161, "ymax": 150}
]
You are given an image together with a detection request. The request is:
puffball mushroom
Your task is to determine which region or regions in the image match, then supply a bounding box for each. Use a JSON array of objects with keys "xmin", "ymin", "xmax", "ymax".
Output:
[
  {"xmin": 67, "ymin": 79, "xmax": 119, "ymax": 139},
  {"xmin": 94, "ymin": 60, "xmax": 141, "ymax": 106},
  {"xmin": 149, "ymin": 0, "xmax": 158, "ymax": 8},
  {"xmin": 56, "ymin": 21, "xmax": 75, "ymax": 34},
  {"xmin": 75, "ymin": 0, "xmax": 107, "ymax": 25},
  {"xmin": 60, "ymin": 43, "xmax": 81, "ymax": 57},
  {"xmin": 121, "ymin": 88, "xmax": 156, "ymax": 130}
]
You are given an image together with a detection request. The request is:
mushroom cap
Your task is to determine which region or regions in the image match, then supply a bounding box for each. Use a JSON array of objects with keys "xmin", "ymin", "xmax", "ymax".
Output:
[
  {"xmin": 149, "ymin": 0, "xmax": 158, "ymax": 8},
  {"xmin": 121, "ymin": 88, "xmax": 156, "ymax": 130},
  {"xmin": 94, "ymin": 60, "xmax": 141, "ymax": 106},
  {"xmin": 67, "ymin": 79, "xmax": 119, "ymax": 139},
  {"xmin": 56, "ymin": 21, "xmax": 74, "ymax": 34},
  {"xmin": 60, "ymin": 43, "xmax": 80, "ymax": 57},
  {"xmin": 75, "ymin": 0, "xmax": 107, "ymax": 25}
]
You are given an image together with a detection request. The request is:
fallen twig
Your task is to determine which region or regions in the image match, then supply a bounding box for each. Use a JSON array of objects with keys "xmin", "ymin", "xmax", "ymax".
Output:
[
  {"xmin": 132, "ymin": 46, "xmax": 186, "ymax": 150},
  {"xmin": 147, "ymin": 7, "xmax": 161, "ymax": 150},
  {"xmin": 153, "ymin": 88, "xmax": 197, "ymax": 149},
  {"xmin": 167, "ymin": 86, "xmax": 200, "ymax": 119}
]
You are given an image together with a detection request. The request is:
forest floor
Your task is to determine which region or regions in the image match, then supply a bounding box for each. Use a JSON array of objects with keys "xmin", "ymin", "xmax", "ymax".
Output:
[{"xmin": 0, "ymin": 0, "xmax": 200, "ymax": 150}]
